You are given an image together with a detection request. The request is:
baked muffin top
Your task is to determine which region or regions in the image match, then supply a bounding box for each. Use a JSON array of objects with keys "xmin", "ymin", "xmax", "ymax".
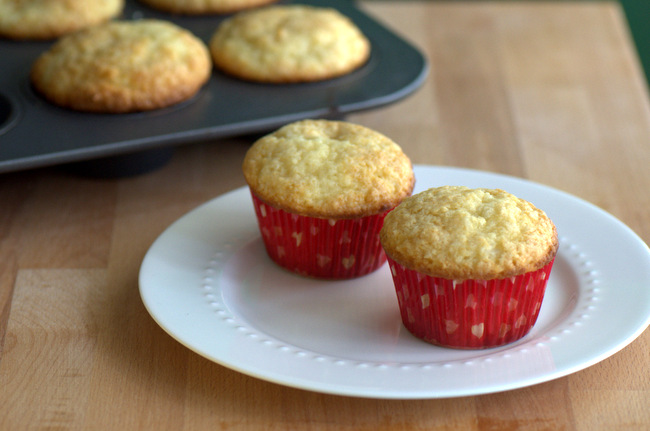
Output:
[
  {"xmin": 137, "ymin": 0, "xmax": 278, "ymax": 15},
  {"xmin": 210, "ymin": 5, "xmax": 370, "ymax": 83},
  {"xmin": 242, "ymin": 119, "xmax": 414, "ymax": 219},
  {"xmin": 30, "ymin": 19, "xmax": 211, "ymax": 113},
  {"xmin": 380, "ymin": 186, "xmax": 558, "ymax": 280},
  {"xmin": 0, "ymin": 0, "xmax": 124, "ymax": 40}
]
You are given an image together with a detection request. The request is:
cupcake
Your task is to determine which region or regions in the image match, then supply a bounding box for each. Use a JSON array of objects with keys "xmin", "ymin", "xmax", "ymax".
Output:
[
  {"xmin": 380, "ymin": 186, "xmax": 558, "ymax": 349},
  {"xmin": 242, "ymin": 119, "xmax": 414, "ymax": 279}
]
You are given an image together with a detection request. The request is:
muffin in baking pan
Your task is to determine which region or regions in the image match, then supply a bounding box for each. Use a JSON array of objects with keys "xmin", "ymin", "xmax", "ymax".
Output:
[
  {"xmin": 0, "ymin": 0, "xmax": 124, "ymax": 40},
  {"xmin": 30, "ymin": 19, "xmax": 212, "ymax": 113},
  {"xmin": 210, "ymin": 5, "xmax": 371, "ymax": 83},
  {"xmin": 137, "ymin": 0, "xmax": 278, "ymax": 14}
]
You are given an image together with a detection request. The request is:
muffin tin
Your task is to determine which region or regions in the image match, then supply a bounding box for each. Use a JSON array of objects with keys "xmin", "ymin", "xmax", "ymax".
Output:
[{"xmin": 0, "ymin": 0, "xmax": 427, "ymax": 175}]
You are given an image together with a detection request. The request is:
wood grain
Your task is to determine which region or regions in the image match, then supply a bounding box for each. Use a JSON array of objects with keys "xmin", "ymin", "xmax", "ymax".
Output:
[{"xmin": 1, "ymin": 2, "xmax": 648, "ymax": 430}]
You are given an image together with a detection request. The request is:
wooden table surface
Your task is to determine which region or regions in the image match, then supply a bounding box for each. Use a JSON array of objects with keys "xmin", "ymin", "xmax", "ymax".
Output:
[{"xmin": 2, "ymin": 1, "xmax": 649, "ymax": 429}]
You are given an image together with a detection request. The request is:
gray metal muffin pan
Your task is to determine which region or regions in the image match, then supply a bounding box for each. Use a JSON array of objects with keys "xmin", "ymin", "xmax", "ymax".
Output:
[{"xmin": 0, "ymin": 0, "xmax": 428, "ymax": 175}]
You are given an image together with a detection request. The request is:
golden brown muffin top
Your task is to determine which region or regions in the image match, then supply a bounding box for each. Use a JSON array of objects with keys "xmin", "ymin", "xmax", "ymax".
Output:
[
  {"xmin": 137, "ymin": 0, "xmax": 278, "ymax": 15},
  {"xmin": 210, "ymin": 5, "xmax": 370, "ymax": 83},
  {"xmin": 380, "ymin": 186, "xmax": 558, "ymax": 280},
  {"xmin": 242, "ymin": 119, "xmax": 414, "ymax": 219},
  {"xmin": 30, "ymin": 19, "xmax": 211, "ymax": 113},
  {"xmin": 0, "ymin": 0, "xmax": 124, "ymax": 40}
]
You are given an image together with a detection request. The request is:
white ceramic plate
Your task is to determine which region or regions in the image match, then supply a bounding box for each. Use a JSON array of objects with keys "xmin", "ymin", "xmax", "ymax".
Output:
[{"xmin": 139, "ymin": 165, "xmax": 650, "ymax": 399}]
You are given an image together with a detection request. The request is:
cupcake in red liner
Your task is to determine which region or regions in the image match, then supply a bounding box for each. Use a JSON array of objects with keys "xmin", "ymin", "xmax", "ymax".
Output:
[
  {"xmin": 250, "ymin": 192, "xmax": 391, "ymax": 279},
  {"xmin": 380, "ymin": 186, "xmax": 558, "ymax": 349},
  {"xmin": 243, "ymin": 119, "xmax": 414, "ymax": 279},
  {"xmin": 387, "ymin": 257, "xmax": 555, "ymax": 348}
]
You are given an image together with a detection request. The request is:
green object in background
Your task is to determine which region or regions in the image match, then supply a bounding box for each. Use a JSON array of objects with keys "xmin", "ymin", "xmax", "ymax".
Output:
[{"xmin": 619, "ymin": 1, "xmax": 650, "ymax": 90}]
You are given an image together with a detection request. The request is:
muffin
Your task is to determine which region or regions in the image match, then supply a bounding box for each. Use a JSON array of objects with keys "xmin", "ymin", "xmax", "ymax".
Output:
[
  {"xmin": 0, "ymin": 0, "xmax": 124, "ymax": 40},
  {"xmin": 243, "ymin": 119, "xmax": 414, "ymax": 279},
  {"xmin": 380, "ymin": 186, "xmax": 558, "ymax": 349},
  {"xmin": 210, "ymin": 5, "xmax": 370, "ymax": 83},
  {"xmin": 30, "ymin": 19, "xmax": 212, "ymax": 113},
  {"xmin": 137, "ymin": 0, "xmax": 278, "ymax": 15}
]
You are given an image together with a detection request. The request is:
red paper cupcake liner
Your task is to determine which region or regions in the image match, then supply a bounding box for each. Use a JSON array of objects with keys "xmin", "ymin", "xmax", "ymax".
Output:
[
  {"xmin": 251, "ymin": 192, "xmax": 390, "ymax": 279},
  {"xmin": 387, "ymin": 257, "xmax": 555, "ymax": 349}
]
